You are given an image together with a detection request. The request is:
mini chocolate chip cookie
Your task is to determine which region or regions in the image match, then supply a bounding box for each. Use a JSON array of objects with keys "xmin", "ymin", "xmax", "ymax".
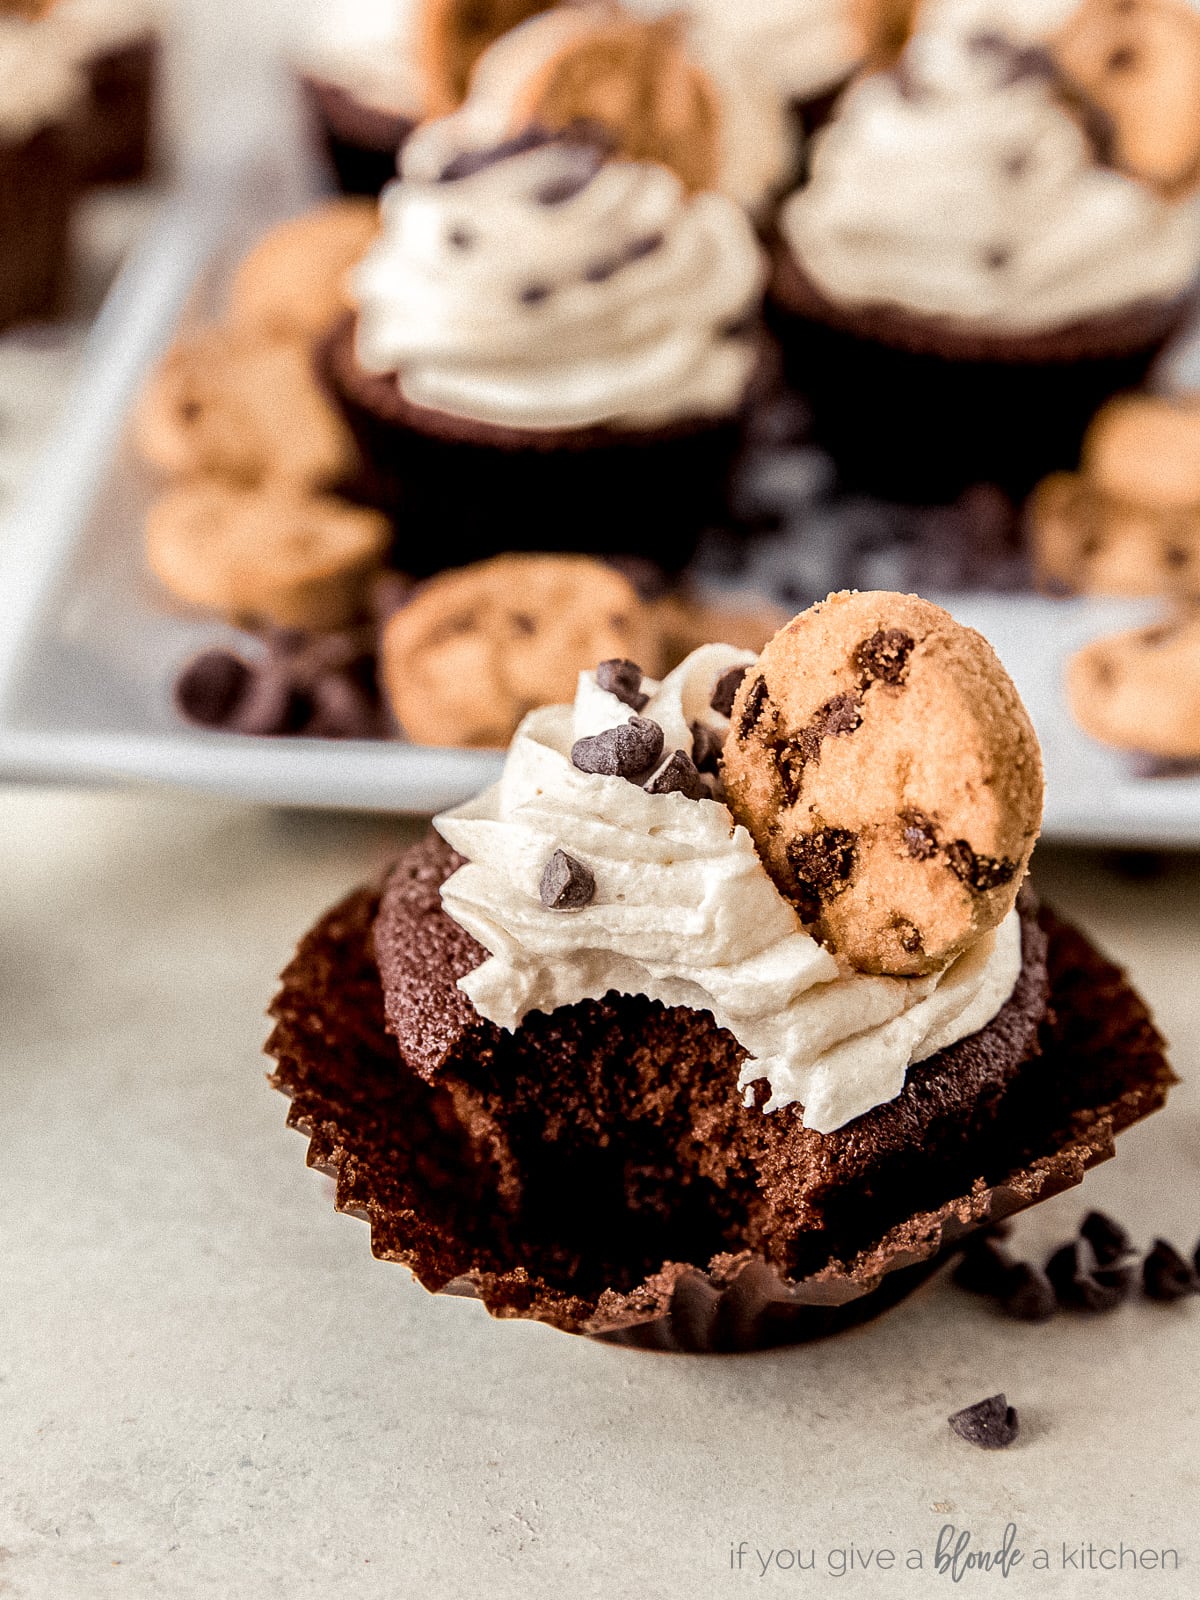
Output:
[
  {"xmin": 135, "ymin": 326, "xmax": 359, "ymax": 492},
  {"xmin": 227, "ymin": 199, "xmax": 380, "ymax": 342},
  {"xmin": 146, "ymin": 480, "xmax": 391, "ymax": 630},
  {"xmin": 1053, "ymin": 0, "xmax": 1200, "ymax": 196},
  {"xmin": 1067, "ymin": 610, "xmax": 1200, "ymax": 759},
  {"xmin": 379, "ymin": 554, "xmax": 662, "ymax": 747},
  {"xmin": 722, "ymin": 591, "xmax": 1043, "ymax": 976},
  {"xmin": 509, "ymin": 13, "xmax": 721, "ymax": 193}
]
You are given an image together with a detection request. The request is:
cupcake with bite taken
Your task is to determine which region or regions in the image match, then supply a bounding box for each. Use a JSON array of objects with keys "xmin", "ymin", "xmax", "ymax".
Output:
[
  {"xmin": 266, "ymin": 591, "xmax": 1172, "ymax": 1349},
  {"xmin": 770, "ymin": 0, "xmax": 1200, "ymax": 503},
  {"xmin": 318, "ymin": 17, "xmax": 769, "ymax": 574}
]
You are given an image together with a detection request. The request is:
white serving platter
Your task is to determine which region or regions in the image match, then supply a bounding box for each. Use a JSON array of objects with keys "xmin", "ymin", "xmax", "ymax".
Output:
[{"xmin": 1, "ymin": 154, "xmax": 1199, "ymax": 838}]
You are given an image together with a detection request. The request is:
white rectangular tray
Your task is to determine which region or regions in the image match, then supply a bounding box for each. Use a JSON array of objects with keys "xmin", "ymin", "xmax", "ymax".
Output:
[{"xmin": 1, "ymin": 155, "xmax": 1198, "ymax": 839}]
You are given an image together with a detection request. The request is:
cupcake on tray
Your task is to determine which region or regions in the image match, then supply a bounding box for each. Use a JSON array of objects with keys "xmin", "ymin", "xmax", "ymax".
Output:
[
  {"xmin": 294, "ymin": 0, "xmax": 554, "ymax": 197},
  {"xmin": 318, "ymin": 10, "xmax": 769, "ymax": 574},
  {"xmin": 267, "ymin": 591, "xmax": 1173, "ymax": 1351},
  {"xmin": 0, "ymin": 6, "xmax": 85, "ymax": 330},
  {"xmin": 770, "ymin": 0, "xmax": 1200, "ymax": 504}
]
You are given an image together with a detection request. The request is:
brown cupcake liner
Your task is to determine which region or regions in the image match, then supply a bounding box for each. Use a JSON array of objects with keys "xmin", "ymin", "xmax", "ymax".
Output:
[{"xmin": 265, "ymin": 883, "xmax": 1174, "ymax": 1352}]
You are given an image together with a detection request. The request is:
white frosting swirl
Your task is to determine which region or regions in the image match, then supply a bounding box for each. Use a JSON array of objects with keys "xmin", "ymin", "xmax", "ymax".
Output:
[
  {"xmin": 434, "ymin": 646, "xmax": 1024, "ymax": 1134},
  {"xmin": 296, "ymin": 0, "xmax": 422, "ymax": 116},
  {"xmin": 401, "ymin": 5, "xmax": 796, "ymax": 217},
  {"xmin": 353, "ymin": 139, "xmax": 765, "ymax": 430},
  {"xmin": 0, "ymin": 16, "xmax": 84, "ymax": 141},
  {"xmin": 781, "ymin": 26, "xmax": 1200, "ymax": 333}
]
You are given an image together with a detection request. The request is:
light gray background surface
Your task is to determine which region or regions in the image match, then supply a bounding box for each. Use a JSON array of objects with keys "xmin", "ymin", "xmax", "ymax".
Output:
[{"xmin": 3, "ymin": 785, "xmax": 1198, "ymax": 1598}]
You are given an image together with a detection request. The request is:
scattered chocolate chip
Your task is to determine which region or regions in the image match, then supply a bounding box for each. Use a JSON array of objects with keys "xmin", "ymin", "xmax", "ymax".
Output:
[
  {"xmin": 519, "ymin": 283, "xmax": 552, "ymax": 306},
  {"xmin": 1000, "ymin": 1263, "xmax": 1057, "ymax": 1323},
  {"xmin": 690, "ymin": 721, "xmax": 723, "ymax": 775},
  {"xmin": 711, "ymin": 664, "xmax": 749, "ymax": 719},
  {"xmin": 948, "ymin": 1395, "xmax": 1019, "ymax": 1450},
  {"xmin": 539, "ymin": 849, "xmax": 595, "ymax": 911},
  {"xmin": 1080, "ymin": 1209, "xmax": 1131, "ymax": 1267},
  {"xmin": 1046, "ymin": 1239, "xmax": 1132, "ymax": 1312},
  {"xmin": 953, "ymin": 1236, "xmax": 1017, "ymax": 1297},
  {"xmin": 945, "ymin": 840, "xmax": 1017, "ymax": 893},
  {"xmin": 737, "ymin": 674, "xmax": 772, "ymax": 739},
  {"xmin": 645, "ymin": 749, "xmax": 708, "ymax": 800},
  {"xmin": 596, "ymin": 658, "xmax": 648, "ymax": 712},
  {"xmin": 571, "ymin": 716, "xmax": 664, "ymax": 781},
  {"xmin": 1142, "ymin": 1239, "xmax": 1198, "ymax": 1302},
  {"xmin": 174, "ymin": 649, "xmax": 250, "ymax": 727},
  {"xmin": 786, "ymin": 826, "xmax": 858, "ymax": 921},
  {"xmin": 854, "ymin": 628, "xmax": 915, "ymax": 686}
]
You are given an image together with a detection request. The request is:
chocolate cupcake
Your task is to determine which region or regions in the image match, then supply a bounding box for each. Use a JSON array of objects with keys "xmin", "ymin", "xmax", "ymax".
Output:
[
  {"xmin": 320, "ymin": 123, "xmax": 768, "ymax": 574},
  {"xmin": 770, "ymin": 14, "xmax": 1200, "ymax": 504},
  {"xmin": 46, "ymin": 0, "xmax": 161, "ymax": 182},
  {"xmin": 266, "ymin": 594, "xmax": 1173, "ymax": 1349},
  {"xmin": 0, "ymin": 14, "xmax": 85, "ymax": 330}
]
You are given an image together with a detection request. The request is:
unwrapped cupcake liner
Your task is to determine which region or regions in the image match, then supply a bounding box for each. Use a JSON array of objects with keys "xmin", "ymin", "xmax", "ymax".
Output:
[{"xmin": 265, "ymin": 885, "xmax": 1174, "ymax": 1353}]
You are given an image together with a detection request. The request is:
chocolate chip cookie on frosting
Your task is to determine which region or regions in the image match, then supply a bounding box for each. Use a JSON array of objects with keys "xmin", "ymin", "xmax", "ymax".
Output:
[
  {"xmin": 770, "ymin": 4, "xmax": 1200, "ymax": 503},
  {"xmin": 265, "ymin": 590, "xmax": 1174, "ymax": 1348},
  {"xmin": 318, "ymin": 43, "xmax": 768, "ymax": 572}
]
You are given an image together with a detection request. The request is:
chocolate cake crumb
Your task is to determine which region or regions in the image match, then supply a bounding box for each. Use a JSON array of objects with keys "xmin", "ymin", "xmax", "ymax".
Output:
[
  {"xmin": 644, "ymin": 749, "xmax": 707, "ymax": 800},
  {"xmin": 1000, "ymin": 1262, "xmax": 1057, "ymax": 1322},
  {"xmin": 539, "ymin": 850, "xmax": 596, "ymax": 911},
  {"xmin": 572, "ymin": 717, "xmax": 663, "ymax": 781},
  {"xmin": 1142, "ymin": 1239, "xmax": 1198, "ymax": 1302},
  {"xmin": 711, "ymin": 664, "xmax": 749, "ymax": 719},
  {"xmin": 596, "ymin": 658, "xmax": 648, "ymax": 711},
  {"xmin": 1080, "ymin": 1209, "xmax": 1131, "ymax": 1266},
  {"xmin": 948, "ymin": 1395, "xmax": 1019, "ymax": 1450}
]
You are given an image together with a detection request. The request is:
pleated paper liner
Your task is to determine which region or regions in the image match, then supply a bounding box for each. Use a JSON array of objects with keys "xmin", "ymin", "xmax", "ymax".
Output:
[{"xmin": 265, "ymin": 886, "xmax": 1173, "ymax": 1353}]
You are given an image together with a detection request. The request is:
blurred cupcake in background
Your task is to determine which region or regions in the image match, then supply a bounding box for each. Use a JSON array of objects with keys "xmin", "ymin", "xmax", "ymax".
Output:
[
  {"xmin": 319, "ymin": 12, "xmax": 768, "ymax": 574},
  {"xmin": 770, "ymin": 0, "xmax": 1200, "ymax": 505},
  {"xmin": 294, "ymin": 0, "xmax": 554, "ymax": 197},
  {"xmin": 46, "ymin": 0, "xmax": 163, "ymax": 181},
  {"xmin": 0, "ymin": 6, "xmax": 86, "ymax": 329}
]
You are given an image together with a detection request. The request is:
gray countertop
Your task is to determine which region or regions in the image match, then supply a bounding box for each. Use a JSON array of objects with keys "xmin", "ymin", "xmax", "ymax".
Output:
[{"xmin": 3, "ymin": 785, "xmax": 1197, "ymax": 1598}]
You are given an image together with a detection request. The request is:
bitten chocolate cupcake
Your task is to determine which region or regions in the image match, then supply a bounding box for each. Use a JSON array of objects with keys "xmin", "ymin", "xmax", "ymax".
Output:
[
  {"xmin": 320, "ymin": 104, "xmax": 768, "ymax": 573},
  {"xmin": 0, "ymin": 11, "xmax": 85, "ymax": 330},
  {"xmin": 266, "ymin": 592, "xmax": 1173, "ymax": 1350},
  {"xmin": 294, "ymin": 0, "xmax": 553, "ymax": 197},
  {"xmin": 770, "ymin": 4, "xmax": 1200, "ymax": 504}
]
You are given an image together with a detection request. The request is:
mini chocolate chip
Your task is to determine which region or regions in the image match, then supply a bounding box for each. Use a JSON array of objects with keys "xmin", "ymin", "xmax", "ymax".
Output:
[
  {"xmin": 854, "ymin": 628, "xmax": 914, "ymax": 686},
  {"xmin": 625, "ymin": 231, "xmax": 664, "ymax": 261},
  {"xmin": 645, "ymin": 749, "xmax": 708, "ymax": 800},
  {"xmin": 948, "ymin": 1394, "xmax": 1019, "ymax": 1450},
  {"xmin": 901, "ymin": 807, "xmax": 940, "ymax": 860},
  {"xmin": 447, "ymin": 225, "xmax": 474, "ymax": 250},
  {"xmin": 1142, "ymin": 1239, "xmax": 1198, "ymax": 1302},
  {"xmin": 571, "ymin": 716, "xmax": 664, "ymax": 780},
  {"xmin": 711, "ymin": 663, "xmax": 749, "ymax": 719},
  {"xmin": 1000, "ymin": 1263, "xmax": 1057, "ymax": 1323},
  {"xmin": 539, "ymin": 849, "xmax": 595, "ymax": 911},
  {"xmin": 1046, "ymin": 1239, "xmax": 1132, "ymax": 1312},
  {"xmin": 596, "ymin": 658, "xmax": 648, "ymax": 711},
  {"xmin": 786, "ymin": 826, "xmax": 858, "ymax": 921},
  {"xmin": 945, "ymin": 840, "xmax": 1017, "ymax": 893},
  {"xmin": 1080, "ymin": 1209, "xmax": 1131, "ymax": 1266},
  {"xmin": 519, "ymin": 283, "xmax": 552, "ymax": 306},
  {"xmin": 953, "ymin": 1236, "xmax": 1017, "ymax": 1297},
  {"xmin": 174, "ymin": 649, "xmax": 250, "ymax": 727},
  {"xmin": 690, "ymin": 721, "xmax": 723, "ymax": 775},
  {"xmin": 737, "ymin": 674, "xmax": 772, "ymax": 739},
  {"xmin": 583, "ymin": 256, "xmax": 619, "ymax": 284}
]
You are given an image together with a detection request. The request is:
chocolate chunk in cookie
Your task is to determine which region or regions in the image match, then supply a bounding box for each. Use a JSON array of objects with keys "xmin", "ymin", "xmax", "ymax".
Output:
[{"xmin": 722, "ymin": 591, "xmax": 1043, "ymax": 975}]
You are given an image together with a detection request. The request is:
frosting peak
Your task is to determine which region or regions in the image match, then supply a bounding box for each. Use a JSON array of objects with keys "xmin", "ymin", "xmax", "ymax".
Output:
[
  {"xmin": 353, "ymin": 136, "xmax": 765, "ymax": 430},
  {"xmin": 434, "ymin": 646, "xmax": 1024, "ymax": 1134}
]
